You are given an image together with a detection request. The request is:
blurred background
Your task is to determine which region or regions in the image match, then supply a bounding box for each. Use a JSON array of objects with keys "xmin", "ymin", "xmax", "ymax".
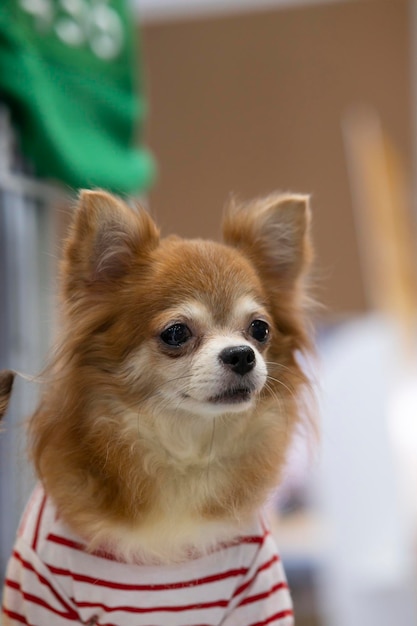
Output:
[{"xmin": 1, "ymin": 0, "xmax": 417, "ymax": 624}]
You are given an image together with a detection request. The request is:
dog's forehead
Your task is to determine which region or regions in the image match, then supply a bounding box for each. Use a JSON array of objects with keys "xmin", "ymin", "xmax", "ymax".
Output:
[
  {"xmin": 149, "ymin": 238, "xmax": 266, "ymax": 324},
  {"xmin": 158, "ymin": 294, "xmax": 265, "ymax": 329}
]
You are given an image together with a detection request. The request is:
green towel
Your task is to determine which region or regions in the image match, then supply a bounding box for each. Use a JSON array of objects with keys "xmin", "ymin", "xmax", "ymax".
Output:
[{"xmin": 0, "ymin": 0, "xmax": 155, "ymax": 194}]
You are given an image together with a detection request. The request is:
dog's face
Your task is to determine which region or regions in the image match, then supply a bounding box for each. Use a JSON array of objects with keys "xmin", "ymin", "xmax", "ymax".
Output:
[
  {"xmin": 59, "ymin": 191, "xmax": 311, "ymax": 429},
  {"xmin": 122, "ymin": 239, "xmax": 271, "ymax": 419}
]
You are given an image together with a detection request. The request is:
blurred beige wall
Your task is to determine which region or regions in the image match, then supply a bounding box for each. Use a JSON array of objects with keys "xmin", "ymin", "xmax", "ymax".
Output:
[{"xmin": 141, "ymin": 0, "xmax": 412, "ymax": 318}]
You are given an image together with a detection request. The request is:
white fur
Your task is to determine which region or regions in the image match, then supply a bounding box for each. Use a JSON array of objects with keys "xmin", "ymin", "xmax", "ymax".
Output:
[{"xmin": 86, "ymin": 399, "xmax": 284, "ymax": 563}]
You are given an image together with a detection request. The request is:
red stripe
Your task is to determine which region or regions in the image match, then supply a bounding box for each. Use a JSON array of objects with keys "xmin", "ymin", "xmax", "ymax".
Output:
[
  {"xmin": 212, "ymin": 531, "xmax": 266, "ymax": 556},
  {"xmin": 242, "ymin": 534, "xmax": 266, "ymax": 543},
  {"xmin": 93, "ymin": 620, "xmax": 214, "ymax": 626},
  {"xmin": 32, "ymin": 493, "xmax": 47, "ymax": 551},
  {"xmin": 92, "ymin": 622, "xmax": 213, "ymax": 626},
  {"xmin": 94, "ymin": 620, "xmax": 214, "ymax": 626},
  {"xmin": 47, "ymin": 562, "xmax": 248, "ymax": 591},
  {"xmin": 5, "ymin": 580, "xmax": 78, "ymax": 620},
  {"xmin": 46, "ymin": 534, "xmax": 121, "ymax": 563},
  {"xmin": 238, "ymin": 581, "xmax": 289, "ymax": 608},
  {"xmin": 74, "ymin": 597, "xmax": 229, "ymax": 614},
  {"xmin": 232, "ymin": 534, "xmax": 266, "ymax": 546},
  {"xmin": 47, "ymin": 530, "xmax": 266, "ymax": 561},
  {"xmin": 48, "ymin": 531, "xmax": 265, "ymax": 549},
  {"xmin": 249, "ymin": 609, "xmax": 294, "ymax": 626},
  {"xmin": 233, "ymin": 554, "xmax": 280, "ymax": 598},
  {"xmin": 11, "ymin": 551, "xmax": 77, "ymax": 617},
  {"xmin": 211, "ymin": 529, "xmax": 271, "ymax": 558},
  {"xmin": 47, "ymin": 533, "xmax": 86, "ymax": 552},
  {"xmin": 1, "ymin": 608, "xmax": 32, "ymax": 625}
]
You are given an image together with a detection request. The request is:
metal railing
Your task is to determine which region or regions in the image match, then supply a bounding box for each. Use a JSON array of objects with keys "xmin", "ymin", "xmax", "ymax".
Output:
[{"xmin": 0, "ymin": 109, "xmax": 66, "ymax": 583}]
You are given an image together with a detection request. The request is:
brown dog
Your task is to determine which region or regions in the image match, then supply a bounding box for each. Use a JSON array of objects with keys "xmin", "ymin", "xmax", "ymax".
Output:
[{"xmin": 3, "ymin": 191, "xmax": 313, "ymax": 626}]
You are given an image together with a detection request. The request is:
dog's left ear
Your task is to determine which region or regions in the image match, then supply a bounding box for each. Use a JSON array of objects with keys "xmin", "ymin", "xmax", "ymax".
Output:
[{"xmin": 223, "ymin": 193, "xmax": 312, "ymax": 288}]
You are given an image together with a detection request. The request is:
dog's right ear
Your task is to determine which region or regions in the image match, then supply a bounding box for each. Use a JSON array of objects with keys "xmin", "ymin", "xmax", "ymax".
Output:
[{"xmin": 62, "ymin": 190, "xmax": 160, "ymax": 299}]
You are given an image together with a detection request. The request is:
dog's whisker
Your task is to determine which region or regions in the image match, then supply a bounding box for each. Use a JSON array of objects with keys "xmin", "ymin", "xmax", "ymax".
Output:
[
  {"xmin": 264, "ymin": 381, "xmax": 291, "ymax": 435},
  {"xmin": 265, "ymin": 361, "xmax": 307, "ymax": 382},
  {"xmin": 266, "ymin": 375, "xmax": 296, "ymax": 399}
]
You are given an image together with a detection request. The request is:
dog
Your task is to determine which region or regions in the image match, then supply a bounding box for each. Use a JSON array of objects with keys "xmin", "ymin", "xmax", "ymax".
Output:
[{"xmin": 2, "ymin": 190, "xmax": 313, "ymax": 625}]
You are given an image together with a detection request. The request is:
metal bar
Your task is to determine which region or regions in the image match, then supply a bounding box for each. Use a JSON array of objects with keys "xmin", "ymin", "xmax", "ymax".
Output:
[{"xmin": 0, "ymin": 111, "xmax": 60, "ymax": 583}]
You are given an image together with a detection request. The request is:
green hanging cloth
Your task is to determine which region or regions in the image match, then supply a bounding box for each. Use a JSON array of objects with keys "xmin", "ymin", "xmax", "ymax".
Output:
[{"xmin": 0, "ymin": 0, "xmax": 156, "ymax": 194}]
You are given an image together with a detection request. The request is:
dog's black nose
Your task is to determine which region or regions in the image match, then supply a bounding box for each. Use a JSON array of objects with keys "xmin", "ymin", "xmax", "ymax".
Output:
[{"xmin": 219, "ymin": 345, "xmax": 256, "ymax": 376}]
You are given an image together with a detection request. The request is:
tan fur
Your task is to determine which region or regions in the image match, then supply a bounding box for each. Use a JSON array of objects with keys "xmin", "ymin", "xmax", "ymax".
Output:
[{"xmin": 29, "ymin": 190, "xmax": 313, "ymax": 563}]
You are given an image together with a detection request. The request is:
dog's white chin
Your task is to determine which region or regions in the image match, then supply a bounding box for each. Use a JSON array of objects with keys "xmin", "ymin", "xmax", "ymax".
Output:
[{"xmin": 183, "ymin": 394, "xmax": 256, "ymax": 417}]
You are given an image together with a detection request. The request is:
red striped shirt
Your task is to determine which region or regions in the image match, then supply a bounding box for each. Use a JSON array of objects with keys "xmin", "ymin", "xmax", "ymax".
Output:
[{"xmin": 2, "ymin": 485, "xmax": 293, "ymax": 625}]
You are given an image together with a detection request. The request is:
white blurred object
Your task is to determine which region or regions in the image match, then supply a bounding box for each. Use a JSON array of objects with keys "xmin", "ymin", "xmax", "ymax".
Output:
[
  {"xmin": 387, "ymin": 363, "xmax": 417, "ymax": 529},
  {"xmin": 341, "ymin": 105, "xmax": 417, "ymax": 531},
  {"xmin": 318, "ymin": 315, "xmax": 417, "ymax": 626},
  {"xmin": 317, "ymin": 106, "xmax": 417, "ymax": 626}
]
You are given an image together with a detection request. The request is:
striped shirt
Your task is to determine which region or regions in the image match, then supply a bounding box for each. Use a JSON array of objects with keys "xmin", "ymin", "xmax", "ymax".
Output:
[{"xmin": 2, "ymin": 485, "xmax": 293, "ymax": 626}]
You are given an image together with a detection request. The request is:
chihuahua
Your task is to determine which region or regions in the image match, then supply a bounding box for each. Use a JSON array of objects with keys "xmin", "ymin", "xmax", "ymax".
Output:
[{"xmin": 2, "ymin": 190, "xmax": 313, "ymax": 626}]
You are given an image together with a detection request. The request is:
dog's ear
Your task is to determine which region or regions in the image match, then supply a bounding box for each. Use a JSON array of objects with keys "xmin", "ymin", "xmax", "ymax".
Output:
[
  {"xmin": 223, "ymin": 193, "xmax": 312, "ymax": 288},
  {"xmin": 0, "ymin": 370, "xmax": 15, "ymax": 421},
  {"xmin": 62, "ymin": 190, "xmax": 159, "ymax": 298}
]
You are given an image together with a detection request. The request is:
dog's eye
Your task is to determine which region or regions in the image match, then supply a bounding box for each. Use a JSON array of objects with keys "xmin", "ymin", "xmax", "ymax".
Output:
[
  {"xmin": 249, "ymin": 319, "xmax": 270, "ymax": 343},
  {"xmin": 160, "ymin": 324, "xmax": 192, "ymax": 347}
]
